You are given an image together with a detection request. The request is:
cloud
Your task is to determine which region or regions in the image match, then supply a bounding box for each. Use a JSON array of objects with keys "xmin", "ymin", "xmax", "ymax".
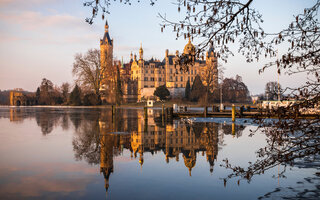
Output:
[
  {"xmin": 0, "ymin": 0, "xmax": 63, "ymax": 7},
  {"xmin": 0, "ymin": 10, "xmax": 100, "ymax": 45},
  {"xmin": 0, "ymin": 11, "xmax": 87, "ymax": 31}
]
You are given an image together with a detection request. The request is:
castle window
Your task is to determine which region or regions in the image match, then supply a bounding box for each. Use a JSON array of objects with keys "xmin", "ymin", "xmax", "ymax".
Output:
[
  {"xmin": 144, "ymin": 77, "xmax": 148, "ymax": 81},
  {"xmin": 151, "ymin": 77, "xmax": 154, "ymax": 81},
  {"xmin": 146, "ymin": 70, "xmax": 148, "ymax": 73},
  {"xmin": 159, "ymin": 78, "xmax": 161, "ymax": 81},
  {"xmin": 175, "ymin": 76, "xmax": 178, "ymax": 81},
  {"xmin": 191, "ymin": 77, "xmax": 194, "ymax": 82},
  {"xmin": 191, "ymin": 70, "xmax": 193, "ymax": 74},
  {"xmin": 180, "ymin": 76, "xmax": 183, "ymax": 81},
  {"xmin": 144, "ymin": 85, "xmax": 148, "ymax": 88},
  {"xmin": 151, "ymin": 70, "xmax": 154, "ymax": 74},
  {"xmin": 170, "ymin": 76, "xmax": 172, "ymax": 81},
  {"xmin": 188, "ymin": 77, "xmax": 190, "ymax": 81},
  {"xmin": 170, "ymin": 69, "xmax": 172, "ymax": 74},
  {"xmin": 181, "ymin": 84, "xmax": 183, "ymax": 87},
  {"xmin": 195, "ymin": 70, "xmax": 197, "ymax": 74},
  {"xmin": 151, "ymin": 85, "xmax": 154, "ymax": 88}
]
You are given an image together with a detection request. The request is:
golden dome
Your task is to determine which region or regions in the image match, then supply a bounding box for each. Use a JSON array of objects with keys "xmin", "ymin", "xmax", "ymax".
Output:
[{"xmin": 183, "ymin": 38, "xmax": 195, "ymax": 55}]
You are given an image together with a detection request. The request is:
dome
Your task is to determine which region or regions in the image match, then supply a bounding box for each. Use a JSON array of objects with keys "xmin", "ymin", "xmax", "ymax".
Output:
[{"xmin": 183, "ymin": 38, "xmax": 195, "ymax": 55}]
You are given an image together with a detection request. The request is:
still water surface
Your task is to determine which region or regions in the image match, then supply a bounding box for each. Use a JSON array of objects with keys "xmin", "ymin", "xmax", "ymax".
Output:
[{"xmin": 0, "ymin": 107, "xmax": 318, "ymax": 199}]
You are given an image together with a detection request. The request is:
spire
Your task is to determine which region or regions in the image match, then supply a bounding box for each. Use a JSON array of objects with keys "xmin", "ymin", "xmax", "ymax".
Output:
[
  {"xmin": 101, "ymin": 20, "xmax": 112, "ymax": 45},
  {"xmin": 139, "ymin": 43, "xmax": 143, "ymax": 60},
  {"xmin": 105, "ymin": 20, "xmax": 109, "ymax": 32}
]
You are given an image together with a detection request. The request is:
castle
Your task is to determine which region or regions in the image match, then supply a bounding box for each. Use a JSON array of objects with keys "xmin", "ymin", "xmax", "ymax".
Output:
[{"xmin": 99, "ymin": 21, "xmax": 218, "ymax": 103}]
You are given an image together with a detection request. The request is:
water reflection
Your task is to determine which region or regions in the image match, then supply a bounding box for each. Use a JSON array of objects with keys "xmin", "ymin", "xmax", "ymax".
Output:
[
  {"xmin": 72, "ymin": 108, "xmax": 246, "ymax": 197},
  {"xmin": 2, "ymin": 107, "xmax": 279, "ymax": 199}
]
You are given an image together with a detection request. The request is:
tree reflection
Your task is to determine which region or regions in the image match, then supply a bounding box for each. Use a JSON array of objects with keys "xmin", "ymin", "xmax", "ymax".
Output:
[
  {"xmin": 258, "ymin": 172, "xmax": 320, "ymax": 199},
  {"xmin": 221, "ymin": 118, "xmax": 320, "ymax": 186},
  {"xmin": 72, "ymin": 116, "xmax": 101, "ymax": 165},
  {"xmin": 35, "ymin": 109, "xmax": 63, "ymax": 135}
]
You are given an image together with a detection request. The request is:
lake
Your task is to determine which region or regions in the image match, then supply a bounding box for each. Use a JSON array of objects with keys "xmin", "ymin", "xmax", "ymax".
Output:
[{"xmin": 0, "ymin": 107, "xmax": 318, "ymax": 199}]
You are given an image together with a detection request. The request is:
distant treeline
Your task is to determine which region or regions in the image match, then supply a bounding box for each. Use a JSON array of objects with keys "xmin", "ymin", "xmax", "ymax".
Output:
[{"xmin": 0, "ymin": 78, "xmax": 101, "ymax": 106}]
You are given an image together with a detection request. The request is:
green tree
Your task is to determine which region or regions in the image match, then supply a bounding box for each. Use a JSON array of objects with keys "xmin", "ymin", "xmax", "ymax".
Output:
[
  {"xmin": 154, "ymin": 84, "xmax": 170, "ymax": 101},
  {"xmin": 185, "ymin": 80, "xmax": 191, "ymax": 100},
  {"xmin": 69, "ymin": 84, "xmax": 82, "ymax": 106},
  {"xmin": 190, "ymin": 75, "xmax": 205, "ymax": 102}
]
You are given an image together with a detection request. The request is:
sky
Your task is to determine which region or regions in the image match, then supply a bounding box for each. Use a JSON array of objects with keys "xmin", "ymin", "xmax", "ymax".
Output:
[{"xmin": 0, "ymin": 0, "xmax": 316, "ymax": 94}]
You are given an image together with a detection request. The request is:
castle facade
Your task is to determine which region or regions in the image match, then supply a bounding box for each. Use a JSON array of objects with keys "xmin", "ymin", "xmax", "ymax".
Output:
[{"xmin": 99, "ymin": 21, "xmax": 218, "ymax": 103}]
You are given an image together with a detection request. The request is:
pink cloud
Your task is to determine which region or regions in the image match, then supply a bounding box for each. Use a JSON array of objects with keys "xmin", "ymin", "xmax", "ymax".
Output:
[
  {"xmin": 0, "ymin": 11, "xmax": 86, "ymax": 31},
  {"xmin": 0, "ymin": 0, "xmax": 64, "ymax": 7}
]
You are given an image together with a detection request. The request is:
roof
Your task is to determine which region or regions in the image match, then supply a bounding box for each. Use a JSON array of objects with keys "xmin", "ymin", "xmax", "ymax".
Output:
[
  {"xmin": 101, "ymin": 31, "xmax": 112, "ymax": 45},
  {"xmin": 162, "ymin": 55, "xmax": 175, "ymax": 65},
  {"xmin": 162, "ymin": 55, "xmax": 205, "ymax": 65}
]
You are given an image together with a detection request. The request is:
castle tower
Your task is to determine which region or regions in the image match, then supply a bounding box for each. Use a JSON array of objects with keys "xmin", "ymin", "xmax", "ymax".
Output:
[
  {"xmin": 206, "ymin": 45, "xmax": 218, "ymax": 91},
  {"xmin": 100, "ymin": 20, "xmax": 114, "ymax": 103}
]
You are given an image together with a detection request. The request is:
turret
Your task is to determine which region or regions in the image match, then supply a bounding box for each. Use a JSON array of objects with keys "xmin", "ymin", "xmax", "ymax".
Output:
[
  {"xmin": 139, "ymin": 43, "xmax": 143, "ymax": 60},
  {"xmin": 165, "ymin": 49, "xmax": 169, "ymax": 57}
]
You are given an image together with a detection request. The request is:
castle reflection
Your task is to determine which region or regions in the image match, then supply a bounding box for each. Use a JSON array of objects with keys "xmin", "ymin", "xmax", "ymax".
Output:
[
  {"xmin": 98, "ymin": 108, "xmax": 245, "ymax": 196},
  {"xmin": 3, "ymin": 107, "xmax": 245, "ymax": 197}
]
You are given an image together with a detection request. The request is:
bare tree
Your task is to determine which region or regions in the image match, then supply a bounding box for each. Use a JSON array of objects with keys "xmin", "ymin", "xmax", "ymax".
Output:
[
  {"xmin": 73, "ymin": 49, "xmax": 104, "ymax": 103},
  {"xmin": 39, "ymin": 78, "xmax": 54, "ymax": 105},
  {"xmin": 61, "ymin": 82, "xmax": 70, "ymax": 103},
  {"xmin": 265, "ymin": 81, "xmax": 282, "ymax": 101},
  {"xmin": 222, "ymin": 76, "xmax": 250, "ymax": 103},
  {"xmin": 202, "ymin": 54, "xmax": 218, "ymax": 104}
]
